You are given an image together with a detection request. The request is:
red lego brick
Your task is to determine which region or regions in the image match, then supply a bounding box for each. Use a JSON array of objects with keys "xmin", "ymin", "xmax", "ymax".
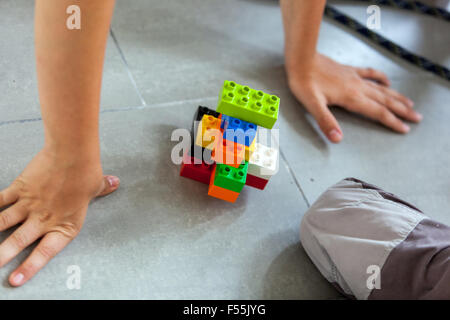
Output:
[
  {"xmin": 180, "ymin": 154, "xmax": 215, "ymax": 185},
  {"xmin": 245, "ymin": 173, "xmax": 269, "ymax": 190}
]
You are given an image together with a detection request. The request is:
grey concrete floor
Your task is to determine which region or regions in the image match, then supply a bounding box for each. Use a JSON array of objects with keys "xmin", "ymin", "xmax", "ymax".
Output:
[{"xmin": 0, "ymin": 0, "xmax": 449, "ymax": 299}]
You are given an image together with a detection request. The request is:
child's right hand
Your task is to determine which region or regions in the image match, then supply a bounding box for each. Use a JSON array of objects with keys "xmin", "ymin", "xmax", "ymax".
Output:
[{"xmin": 286, "ymin": 53, "xmax": 422, "ymax": 143}]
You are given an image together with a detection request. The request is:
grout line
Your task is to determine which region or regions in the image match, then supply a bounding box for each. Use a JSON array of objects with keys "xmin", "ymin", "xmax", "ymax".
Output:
[
  {"xmin": 109, "ymin": 28, "xmax": 147, "ymax": 106},
  {"xmin": 279, "ymin": 147, "xmax": 311, "ymax": 208},
  {"xmin": 0, "ymin": 117, "xmax": 43, "ymax": 127},
  {"xmin": 0, "ymin": 96, "xmax": 218, "ymax": 127}
]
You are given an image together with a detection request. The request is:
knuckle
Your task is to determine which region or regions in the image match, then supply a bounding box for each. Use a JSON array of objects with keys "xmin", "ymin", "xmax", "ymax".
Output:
[
  {"xmin": 37, "ymin": 210, "xmax": 53, "ymax": 224},
  {"xmin": 55, "ymin": 222, "xmax": 80, "ymax": 239},
  {"xmin": 10, "ymin": 179, "xmax": 25, "ymax": 193},
  {"xmin": 377, "ymin": 108, "xmax": 390, "ymax": 121},
  {"xmin": 387, "ymin": 98, "xmax": 406, "ymax": 113},
  {"xmin": 346, "ymin": 87, "xmax": 361, "ymax": 101},
  {"xmin": 384, "ymin": 96, "xmax": 396, "ymax": 108},
  {"xmin": 317, "ymin": 114, "xmax": 331, "ymax": 127},
  {"xmin": 37, "ymin": 244, "xmax": 56, "ymax": 260},
  {"xmin": 366, "ymin": 67, "xmax": 375, "ymax": 75},
  {"xmin": 11, "ymin": 229, "xmax": 28, "ymax": 249},
  {"xmin": 20, "ymin": 262, "xmax": 36, "ymax": 276},
  {"xmin": 0, "ymin": 212, "xmax": 10, "ymax": 228}
]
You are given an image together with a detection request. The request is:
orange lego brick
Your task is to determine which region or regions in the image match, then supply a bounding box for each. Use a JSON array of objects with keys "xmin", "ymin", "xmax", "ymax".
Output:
[
  {"xmin": 211, "ymin": 137, "xmax": 245, "ymax": 168},
  {"xmin": 208, "ymin": 184, "xmax": 240, "ymax": 203},
  {"xmin": 207, "ymin": 166, "xmax": 240, "ymax": 203}
]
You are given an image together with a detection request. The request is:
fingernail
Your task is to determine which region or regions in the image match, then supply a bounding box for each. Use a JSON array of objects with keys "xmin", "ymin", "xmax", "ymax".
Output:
[
  {"xmin": 402, "ymin": 124, "xmax": 410, "ymax": 133},
  {"xmin": 415, "ymin": 113, "xmax": 423, "ymax": 121},
  {"xmin": 328, "ymin": 129, "xmax": 342, "ymax": 142},
  {"xmin": 12, "ymin": 273, "xmax": 24, "ymax": 286},
  {"xmin": 407, "ymin": 99, "xmax": 414, "ymax": 107},
  {"xmin": 107, "ymin": 176, "xmax": 119, "ymax": 188}
]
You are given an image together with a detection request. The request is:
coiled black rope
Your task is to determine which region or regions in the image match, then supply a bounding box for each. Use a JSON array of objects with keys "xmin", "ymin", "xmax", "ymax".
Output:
[{"xmin": 324, "ymin": 0, "xmax": 450, "ymax": 81}]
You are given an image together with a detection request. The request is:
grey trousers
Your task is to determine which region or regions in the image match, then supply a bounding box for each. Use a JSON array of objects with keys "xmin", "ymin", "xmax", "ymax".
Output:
[{"xmin": 300, "ymin": 178, "xmax": 450, "ymax": 300}]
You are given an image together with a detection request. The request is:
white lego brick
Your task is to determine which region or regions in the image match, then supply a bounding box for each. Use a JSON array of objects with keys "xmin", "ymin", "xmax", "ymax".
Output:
[{"xmin": 248, "ymin": 142, "xmax": 278, "ymax": 179}]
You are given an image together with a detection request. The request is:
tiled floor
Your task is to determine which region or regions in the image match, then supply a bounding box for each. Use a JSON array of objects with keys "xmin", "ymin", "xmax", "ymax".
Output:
[{"xmin": 0, "ymin": 0, "xmax": 449, "ymax": 299}]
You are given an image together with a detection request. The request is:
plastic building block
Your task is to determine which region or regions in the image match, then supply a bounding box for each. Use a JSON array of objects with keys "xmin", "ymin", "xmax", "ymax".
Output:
[
  {"xmin": 189, "ymin": 140, "xmax": 213, "ymax": 164},
  {"xmin": 190, "ymin": 106, "xmax": 222, "ymax": 157},
  {"xmin": 208, "ymin": 183, "xmax": 239, "ymax": 203},
  {"xmin": 193, "ymin": 106, "xmax": 221, "ymax": 123},
  {"xmin": 245, "ymin": 173, "xmax": 269, "ymax": 190},
  {"xmin": 191, "ymin": 105, "xmax": 221, "ymax": 137},
  {"xmin": 195, "ymin": 114, "xmax": 221, "ymax": 150},
  {"xmin": 189, "ymin": 126, "xmax": 213, "ymax": 164},
  {"xmin": 245, "ymin": 138, "xmax": 256, "ymax": 162},
  {"xmin": 208, "ymin": 166, "xmax": 240, "ymax": 203},
  {"xmin": 221, "ymin": 115, "xmax": 257, "ymax": 147},
  {"xmin": 211, "ymin": 137, "xmax": 245, "ymax": 168},
  {"xmin": 248, "ymin": 143, "xmax": 278, "ymax": 179},
  {"xmin": 211, "ymin": 162, "xmax": 248, "ymax": 193},
  {"xmin": 216, "ymin": 80, "xmax": 279, "ymax": 129},
  {"xmin": 180, "ymin": 154, "xmax": 215, "ymax": 185}
]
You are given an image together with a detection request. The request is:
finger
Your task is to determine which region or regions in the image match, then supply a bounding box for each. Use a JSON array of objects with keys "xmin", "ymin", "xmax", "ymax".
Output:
[
  {"xmin": 0, "ymin": 185, "xmax": 19, "ymax": 209},
  {"xmin": 0, "ymin": 204, "xmax": 28, "ymax": 232},
  {"xmin": 9, "ymin": 232, "xmax": 72, "ymax": 287},
  {"xmin": 366, "ymin": 81, "xmax": 414, "ymax": 108},
  {"xmin": 304, "ymin": 96, "xmax": 343, "ymax": 143},
  {"xmin": 0, "ymin": 220, "xmax": 43, "ymax": 268},
  {"xmin": 355, "ymin": 67, "xmax": 390, "ymax": 87},
  {"xmin": 364, "ymin": 84, "xmax": 422, "ymax": 123},
  {"xmin": 96, "ymin": 175, "xmax": 120, "ymax": 197},
  {"xmin": 348, "ymin": 98, "xmax": 410, "ymax": 133}
]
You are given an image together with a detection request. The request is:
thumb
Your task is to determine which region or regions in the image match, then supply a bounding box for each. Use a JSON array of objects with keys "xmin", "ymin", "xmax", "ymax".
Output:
[
  {"xmin": 305, "ymin": 97, "xmax": 343, "ymax": 143},
  {"xmin": 97, "ymin": 175, "xmax": 120, "ymax": 197}
]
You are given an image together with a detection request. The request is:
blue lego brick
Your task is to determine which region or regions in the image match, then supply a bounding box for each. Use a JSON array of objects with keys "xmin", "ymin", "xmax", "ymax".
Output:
[{"xmin": 221, "ymin": 115, "xmax": 257, "ymax": 147}]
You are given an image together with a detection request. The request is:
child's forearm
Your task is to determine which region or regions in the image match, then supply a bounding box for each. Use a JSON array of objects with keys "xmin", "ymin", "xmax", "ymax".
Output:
[
  {"xmin": 35, "ymin": 0, "xmax": 115, "ymax": 162},
  {"xmin": 280, "ymin": 0, "xmax": 325, "ymax": 76}
]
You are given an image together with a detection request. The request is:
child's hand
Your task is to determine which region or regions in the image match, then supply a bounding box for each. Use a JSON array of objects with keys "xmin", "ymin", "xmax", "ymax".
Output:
[
  {"xmin": 287, "ymin": 53, "xmax": 422, "ymax": 143},
  {"xmin": 0, "ymin": 148, "xmax": 119, "ymax": 286}
]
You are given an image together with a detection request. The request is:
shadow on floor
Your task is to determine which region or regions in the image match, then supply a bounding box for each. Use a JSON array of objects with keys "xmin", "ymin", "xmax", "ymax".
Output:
[{"xmin": 262, "ymin": 242, "xmax": 344, "ymax": 299}]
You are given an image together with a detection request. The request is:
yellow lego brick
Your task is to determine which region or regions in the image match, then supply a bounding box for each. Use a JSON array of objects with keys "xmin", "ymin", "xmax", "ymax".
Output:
[
  {"xmin": 245, "ymin": 137, "xmax": 256, "ymax": 162},
  {"xmin": 195, "ymin": 114, "xmax": 221, "ymax": 150}
]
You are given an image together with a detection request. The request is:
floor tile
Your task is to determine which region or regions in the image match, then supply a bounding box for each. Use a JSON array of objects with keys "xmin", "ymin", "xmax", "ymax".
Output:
[{"xmin": 111, "ymin": 0, "xmax": 286, "ymax": 105}]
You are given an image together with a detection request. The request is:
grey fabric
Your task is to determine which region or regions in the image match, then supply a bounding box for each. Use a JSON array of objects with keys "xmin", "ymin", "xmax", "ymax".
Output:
[
  {"xmin": 300, "ymin": 178, "xmax": 426, "ymax": 299},
  {"xmin": 369, "ymin": 218, "xmax": 450, "ymax": 300}
]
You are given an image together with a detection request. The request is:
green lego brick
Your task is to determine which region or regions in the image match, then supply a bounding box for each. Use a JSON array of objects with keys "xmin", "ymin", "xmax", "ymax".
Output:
[
  {"xmin": 216, "ymin": 80, "xmax": 279, "ymax": 129},
  {"xmin": 212, "ymin": 162, "xmax": 248, "ymax": 193}
]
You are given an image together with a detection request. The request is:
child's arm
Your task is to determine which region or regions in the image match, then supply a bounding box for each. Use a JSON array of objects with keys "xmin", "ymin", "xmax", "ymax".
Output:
[
  {"xmin": 280, "ymin": 0, "xmax": 422, "ymax": 143},
  {"xmin": 0, "ymin": 0, "xmax": 118, "ymax": 286}
]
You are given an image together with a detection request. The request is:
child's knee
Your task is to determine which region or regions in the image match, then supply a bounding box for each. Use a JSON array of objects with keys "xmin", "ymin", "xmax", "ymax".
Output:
[{"xmin": 300, "ymin": 178, "xmax": 450, "ymax": 300}]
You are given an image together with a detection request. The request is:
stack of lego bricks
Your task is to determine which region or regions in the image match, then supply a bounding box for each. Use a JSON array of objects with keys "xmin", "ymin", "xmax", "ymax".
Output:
[{"xmin": 180, "ymin": 80, "xmax": 280, "ymax": 203}]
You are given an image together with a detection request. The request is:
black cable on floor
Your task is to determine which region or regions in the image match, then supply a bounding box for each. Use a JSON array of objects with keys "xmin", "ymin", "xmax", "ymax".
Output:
[{"xmin": 324, "ymin": 0, "xmax": 450, "ymax": 81}]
